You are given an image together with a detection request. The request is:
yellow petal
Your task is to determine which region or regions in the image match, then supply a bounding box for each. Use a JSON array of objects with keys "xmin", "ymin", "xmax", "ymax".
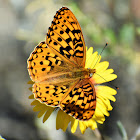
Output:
[
  {"xmin": 37, "ymin": 109, "xmax": 48, "ymax": 118},
  {"xmin": 56, "ymin": 110, "xmax": 71, "ymax": 131},
  {"xmin": 87, "ymin": 119, "xmax": 97, "ymax": 130},
  {"xmin": 97, "ymin": 86, "xmax": 117, "ymax": 95},
  {"xmin": 97, "ymin": 96, "xmax": 113, "ymax": 111},
  {"xmin": 31, "ymin": 100, "xmax": 41, "ymax": 106},
  {"xmin": 97, "ymin": 98, "xmax": 110, "ymax": 116},
  {"xmin": 86, "ymin": 47, "xmax": 93, "ymax": 61},
  {"xmin": 103, "ymin": 99, "xmax": 113, "ymax": 111},
  {"xmin": 62, "ymin": 112, "xmax": 71, "ymax": 132},
  {"xmin": 86, "ymin": 52, "xmax": 98, "ymax": 68},
  {"xmin": 27, "ymin": 80, "xmax": 34, "ymax": 84},
  {"xmin": 56, "ymin": 110, "xmax": 65, "ymax": 130},
  {"xmin": 43, "ymin": 107, "xmax": 54, "ymax": 123},
  {"xmin": 95, "ymin": 116, "xmax": 105, "ymax": 124},
  {"xmin": 29, "ymin": 94, "xmax": 34, "ymax": 99},
  {"xmin": 93, "ymin": 70, "xmax": 117, "ymax": 84},
  {"xmin": 79, "ymin": 121, "xmax": 87, "ymax": 134},
  {"xmin": 70, "ymin": 118, "xmax": 78, "ymax": 133},
  {"xmin": 94, "ymin": 61, "xmax": 109, "ymax": 73},
  {"xmin": 96, "ymin": 86, "xmax": 117, "ymax": 98},
  {"xmin": 29, "ymin": 87, "xmax": 32, "ymax": 91},
  {"xmin": 97, "ymin": 91, "xmax": 116, "ymax": 102},
  {"xmin": 90, "ymin": 54, "xmax": 101, "ymax": 69},
  {"xmin": 33, "ymin": 104, "xmax": 47, "ymax": 112},
  {"xmin": 94, "ymin": 105, "xmax": 105, "ymax": 117},
  {"xmin": 94, "ymin": 109, "xmax": 104, "ymax": 118}
]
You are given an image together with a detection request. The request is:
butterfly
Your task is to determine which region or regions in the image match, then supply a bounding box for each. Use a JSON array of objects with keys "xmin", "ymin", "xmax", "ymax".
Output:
[{"xmin": 27, "ymin": 7, "xmax": 96, "ymax": 121}]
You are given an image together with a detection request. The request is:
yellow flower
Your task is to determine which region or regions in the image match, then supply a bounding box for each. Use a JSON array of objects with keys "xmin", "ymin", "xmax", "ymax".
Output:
[{"xmin": 28, "ymin": 47, "xmax": 117, "ymax": 134}]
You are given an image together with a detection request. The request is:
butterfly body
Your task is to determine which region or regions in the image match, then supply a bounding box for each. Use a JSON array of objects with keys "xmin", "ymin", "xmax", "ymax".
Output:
[
  {"xmin": 28, "ymin": 7, "xmax": 96, "ymax": 121},
  {"xmin": 39, "ymin": 65, "xmax": 96, "ymax": 86}
]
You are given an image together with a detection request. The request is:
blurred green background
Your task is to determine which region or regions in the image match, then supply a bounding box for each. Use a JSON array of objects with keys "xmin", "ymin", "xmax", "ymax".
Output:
[{"xmin": 0, "ymin": 0, "xmax": 140, "ymax": 139}]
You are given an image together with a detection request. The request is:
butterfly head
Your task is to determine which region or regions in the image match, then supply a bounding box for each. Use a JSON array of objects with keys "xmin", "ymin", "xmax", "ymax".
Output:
[{"xmin": 85, "ymin": 68, "xmax": 96, "ymax": 78}]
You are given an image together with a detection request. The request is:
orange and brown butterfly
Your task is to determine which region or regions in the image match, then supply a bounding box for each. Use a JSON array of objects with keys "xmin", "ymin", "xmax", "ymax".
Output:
[{"xmin": 28, "ymin": 7, "xmax": 99, "ymax": 121}]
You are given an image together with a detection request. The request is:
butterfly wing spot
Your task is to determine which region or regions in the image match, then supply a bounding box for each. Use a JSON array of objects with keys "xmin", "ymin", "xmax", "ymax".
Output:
[
  {"xmin": 60, "ymin": 79, "xmax": 96, "ymax": 121},
  {"xmin": 58, "ymin": 37, "xmax": 62, "ymax": 42}
]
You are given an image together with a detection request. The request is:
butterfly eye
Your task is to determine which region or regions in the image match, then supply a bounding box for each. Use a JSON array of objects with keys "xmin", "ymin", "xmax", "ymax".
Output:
[{"xmin": 90, "ymin": 73, "xmax": 93, "ymax": 77}]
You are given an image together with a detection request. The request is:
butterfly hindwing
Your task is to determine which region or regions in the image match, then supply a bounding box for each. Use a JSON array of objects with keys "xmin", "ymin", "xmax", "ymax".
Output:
[
  {"xmin": 46, "ymin": 7, "xmax": 86, "ymax": 67},
  {"xmin": 33, "ymin": 83, "xmax": 69, "ymax": 107},
  {"xmin": 60, "ymin": 79, "xmax": 96, "ymax": 121}
]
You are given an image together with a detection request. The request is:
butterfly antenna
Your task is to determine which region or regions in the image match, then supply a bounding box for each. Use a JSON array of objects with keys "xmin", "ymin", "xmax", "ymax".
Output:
[
  {"xmin": 95, "ymin": 73, "xmax": 119, "ymax": 90},
  {"xmin": 93, "ymin": 43, "xmax": 108, "ymax": 69},
  {"xmin": 92, "ymin": 43, "xmax": 119, "ymax": 90}
]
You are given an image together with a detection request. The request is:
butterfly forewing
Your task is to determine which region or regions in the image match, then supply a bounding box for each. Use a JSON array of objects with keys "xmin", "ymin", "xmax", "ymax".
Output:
[
  {"xmin": 60, "ymin": 79, "xmax": 96, "ymax": 121},
  {"xmin": 46, "ymin": 7, "xmax": 86, "ymax": 67},
  {"xmin": 27, "ymin": 42, "xmax": 64, "ymax": 82}
]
